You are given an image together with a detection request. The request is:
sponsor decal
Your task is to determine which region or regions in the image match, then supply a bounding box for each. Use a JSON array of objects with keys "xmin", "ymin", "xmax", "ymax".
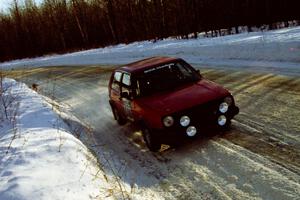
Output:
[{"xmin": 144, "ymin": 63, "xmax": 175, "ymax": 73}]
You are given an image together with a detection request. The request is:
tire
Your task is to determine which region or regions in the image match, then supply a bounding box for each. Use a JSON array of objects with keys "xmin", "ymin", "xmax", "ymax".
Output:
[
  {"xmin": 112, "ymin": 106, "xmax": 126, "ymax": 125},
  {"xmin": 142, "ymin": 127, "xmax": 161, "ymax": 152}
]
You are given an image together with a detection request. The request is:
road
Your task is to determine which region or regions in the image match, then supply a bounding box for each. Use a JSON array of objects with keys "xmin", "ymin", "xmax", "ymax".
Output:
[{"xmin": 6, "ymin": 66, "xmax": 300, "ymax": 199}]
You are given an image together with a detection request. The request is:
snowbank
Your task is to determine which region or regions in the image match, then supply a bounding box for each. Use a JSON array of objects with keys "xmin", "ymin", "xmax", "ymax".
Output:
[
  {"xmin": 0, "ymin": 78, "xmax": 165, "ymax": 200},
  {"xmin": 0, "ymin": 79, "xmax": 109, "ymax": 200},
  {"xmin": 1, "ymin": 26, "xmax": 300, "ymax": 72}
]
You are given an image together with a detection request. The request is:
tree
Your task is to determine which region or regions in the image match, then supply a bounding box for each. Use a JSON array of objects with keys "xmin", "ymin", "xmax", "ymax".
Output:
[{"xmin": 0, "ymin": 0, "xmax": 299, "ymax": 62}]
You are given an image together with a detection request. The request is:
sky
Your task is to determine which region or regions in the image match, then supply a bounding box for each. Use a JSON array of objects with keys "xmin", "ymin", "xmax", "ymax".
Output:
[
  {"xmin": 0, "ymin": 0, "xmax": 13, "ymax": 11},
  {"xmin": 0, "ymin": 0, "xmax": 42, "ymax": 12}
]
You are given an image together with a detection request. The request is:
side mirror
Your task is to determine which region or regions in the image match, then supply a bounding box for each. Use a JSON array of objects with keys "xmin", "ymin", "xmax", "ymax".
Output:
[
  {"xmin": 120, "ymin": 92, "xmax": 130, "ymax": 99},
  {"xmin": 196, "ymin": 69, "xmax": 202, "ymax": 78}
]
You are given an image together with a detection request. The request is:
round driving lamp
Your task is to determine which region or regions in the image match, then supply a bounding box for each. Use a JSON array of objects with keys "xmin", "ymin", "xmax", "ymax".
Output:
[
  {"xmin": 186, "ymin": 126, "xmax": 197, "ymax": 137},
  {"xmin": 219, "ymin": 102, "xmax": 229, "ymax": 113},
  {"xmin": 180, "ymin": 116, "xmax": 190, "ymax": 127},
  {"xmin": 224, "ymin": 96, "xmax": 233, "ymax": 106},
  {"xmin": 163, "ymin": 116, "xmax": 174, "ymax": 127},
  {"xmin": 218, "ymin": 115, "xmax": 227, "ymax": 126}
]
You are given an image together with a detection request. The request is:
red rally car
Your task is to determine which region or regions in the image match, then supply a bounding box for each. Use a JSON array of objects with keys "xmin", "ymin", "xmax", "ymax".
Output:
[{"xmin": 108, "ymin": 57, "xmax": 239, "ymax": 151}]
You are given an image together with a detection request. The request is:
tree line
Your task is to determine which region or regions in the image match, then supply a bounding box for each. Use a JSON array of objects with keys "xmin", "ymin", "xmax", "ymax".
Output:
[{"xmin": 0, "ymin": 0, "xmax": 299, "ymax": 62}]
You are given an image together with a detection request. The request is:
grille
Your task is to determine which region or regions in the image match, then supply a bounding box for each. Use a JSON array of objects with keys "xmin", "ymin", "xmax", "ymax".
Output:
[{"xmin": 172, "ymin": 97, "xmax": 224, "ymax": 127}]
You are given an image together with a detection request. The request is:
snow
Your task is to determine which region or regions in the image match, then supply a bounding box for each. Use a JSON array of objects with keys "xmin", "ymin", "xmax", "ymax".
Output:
[
  {"xmin": 1, "ymin": 26, "xmax": 300, "ymax": 199},
  {"xmin": 1, "ymin": 26, "xmax": 300, "ymax": 75},
  {"xmin": 0, "ymin": 78, "xmax": 165, "ymax": 200},
  {"xmin": 0, "ymin": 79, "xmax": 110, "ymax": 200}
]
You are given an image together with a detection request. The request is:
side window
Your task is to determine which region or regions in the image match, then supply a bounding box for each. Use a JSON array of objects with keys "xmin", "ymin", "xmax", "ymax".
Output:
[
  {"xmin": 122, "ymin": 73, "xmax": 131, "ymax": 86},
  {"xmin": 114, "ymin": 71, "xmax": 122, "ymax": 82},
  {"xmin": 112, "ymin": 71, "xmax": 122, "ymax": 92},
  {"xmin": 121, "ymin": 73, "xmax": 133, "ymax": 98}
]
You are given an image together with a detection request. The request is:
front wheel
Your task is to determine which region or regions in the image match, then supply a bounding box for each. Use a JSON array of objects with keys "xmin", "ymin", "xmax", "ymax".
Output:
[
  {"xmin": 142, "ymin": 127, "xmax": 161, "ymax": 152},
  {"xmin": 112, "ymin": 106, "xmax": 126, "ymax": 125}
]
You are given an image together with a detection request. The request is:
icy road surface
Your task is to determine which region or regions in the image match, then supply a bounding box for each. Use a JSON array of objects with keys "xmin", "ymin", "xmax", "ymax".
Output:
[{"xmin": 5, "ymin": 66, "xmax": 300, "ymax": 200}]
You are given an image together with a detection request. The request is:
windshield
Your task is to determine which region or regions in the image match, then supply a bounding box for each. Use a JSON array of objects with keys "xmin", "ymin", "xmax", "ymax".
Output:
[{"xmin": 134, "ymin": 61, "xmax": 201, "ymax": 97}]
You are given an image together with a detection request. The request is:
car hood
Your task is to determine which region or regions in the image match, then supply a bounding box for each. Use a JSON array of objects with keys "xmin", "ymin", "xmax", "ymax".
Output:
[{"xmin": 135, "ymin": 79, "xmax": 230, "ymax": 115}]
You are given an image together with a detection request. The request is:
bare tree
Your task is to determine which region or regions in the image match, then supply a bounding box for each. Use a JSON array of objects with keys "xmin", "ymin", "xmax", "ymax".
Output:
[{"xmin": 0, "ymin": 0, "xmax": 299, "ymax": 61}]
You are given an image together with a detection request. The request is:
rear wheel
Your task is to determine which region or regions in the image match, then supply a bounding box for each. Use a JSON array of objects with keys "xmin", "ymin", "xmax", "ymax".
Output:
[
  {"xmin": 142, "ymin": 127, "xmax": 161, "ymax": 152},
  {"xmin": 112, "ymin": 106, "xmax": 126, "ymax": 125}
]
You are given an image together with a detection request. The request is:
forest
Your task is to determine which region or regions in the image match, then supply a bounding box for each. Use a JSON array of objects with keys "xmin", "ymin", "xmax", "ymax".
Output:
[{"xmin": 0, "ymin": 0, "xmax": 299, "ymax": 62}]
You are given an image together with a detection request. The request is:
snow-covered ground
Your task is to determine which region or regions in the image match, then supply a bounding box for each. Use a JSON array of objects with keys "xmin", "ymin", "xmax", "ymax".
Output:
[
  {"xmin": 1, "ymin": 26, "xmax": 300, "ymax": 75},
  {"xmin": 0, "ymin": 79, "xmax": 111, "ymax": 199},
  {"xmin": 1, "ymin": 26, "xmax": 300, "ymax": 199},
  {"xmin": 0, "ymin": 78, "xmax": 166, "ymax": 200}
]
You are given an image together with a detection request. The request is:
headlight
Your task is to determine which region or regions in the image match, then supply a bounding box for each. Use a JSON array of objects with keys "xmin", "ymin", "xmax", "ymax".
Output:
[
  {"xmin": 218, "ymin": 115, "xmax": 227, "ymax": 126},
  {"xmin": 186, "ymin": 126, "xmax": 197, "ymax": 137},
  {"xmin": 219, "ymin": 102, "xmax": 229, "ymax": 113},
  {"xmin": 224, "ymin": 96, "xmax": 233, "ymax": 106},
  {"xmin": 180, "ymin": 116, "xmax": 190, "ymax": 127},
  {"xmin": 163, "ymin": 116, "xmax": 174, "ymax": 127}
]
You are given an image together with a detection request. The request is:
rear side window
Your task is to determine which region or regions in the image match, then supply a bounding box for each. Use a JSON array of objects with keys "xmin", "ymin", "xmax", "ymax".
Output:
[
  {"xmin": 112, "ymin": 71, "xmax": 122, "ymax": 92},
  {"xmin": 114, "ymin": 71, "xmax": 122, "ymax": 82}
]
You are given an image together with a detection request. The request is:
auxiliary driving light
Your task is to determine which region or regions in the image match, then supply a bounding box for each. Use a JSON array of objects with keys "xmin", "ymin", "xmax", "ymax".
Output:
[
  {"xmin": 224, "ymin": 96, "xmax": 233, "ymax": 106},
  {"xmin": 163, "ymin": 116, "xmax": 174, "ymax": 127},
  {"xmin": 180, "ymin": 116, "xmax": 190, "ymax": 127},
  {"xmin": 218, "ymin": 115, "xmax": 227, "ymax": 126},
  {"xmin": 186, "ymin": 126, "xmax": 197, "ymax": 137},
  {"xmin": 219, "ymin": 102, "xmax": 229, "ymax": 113}
]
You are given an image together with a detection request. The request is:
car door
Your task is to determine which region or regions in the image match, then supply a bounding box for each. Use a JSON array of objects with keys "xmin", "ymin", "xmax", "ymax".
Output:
[
  {"xmin": 110, "ymin": 71, "xmax": 124, "ymax": 115},
  {"xmin": 120, "ymin": 73, "xmax": 134, "ymax": 121}
]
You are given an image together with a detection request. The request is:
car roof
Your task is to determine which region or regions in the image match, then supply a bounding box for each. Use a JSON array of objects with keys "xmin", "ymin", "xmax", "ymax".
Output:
[{"xmin": 116, "ymin": 56, "xmax": 181, "ymax": 74}]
